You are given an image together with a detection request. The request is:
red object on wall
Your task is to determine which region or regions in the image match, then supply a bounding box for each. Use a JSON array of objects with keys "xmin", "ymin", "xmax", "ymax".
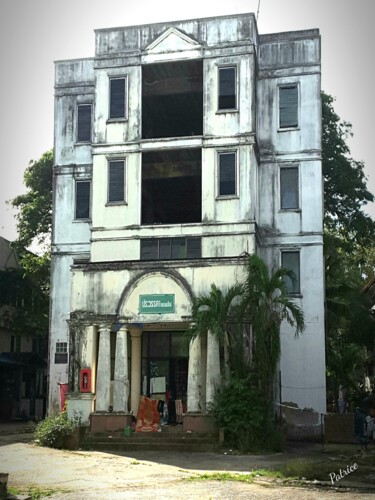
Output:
[{"xmin": 79, "ymin": 369, "xmax": 91, "ymax": 393}]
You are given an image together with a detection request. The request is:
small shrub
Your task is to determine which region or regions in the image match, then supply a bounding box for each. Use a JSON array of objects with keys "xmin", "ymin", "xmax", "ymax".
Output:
[
  {"xmin": 34, "ymin": 407, "xmax": 80, "ymax": 448},
  {"xmin": 212, "ymin": 374, "xmax": 284, "ymax": 453}
]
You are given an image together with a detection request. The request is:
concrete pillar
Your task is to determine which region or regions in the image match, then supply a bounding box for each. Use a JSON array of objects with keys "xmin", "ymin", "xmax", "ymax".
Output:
[
  {"xmin": 113, "ymin": 325, "xmax": 129, "ymax": 413},
  {"xmin": 187, "ymin": 335, "xmax": 201, "ymax": 412},
  {"xmin": 95, "ymin": 324, "xmax": 111, "ymax": 412},
  {"xmin": 206, "ymin": 329, "xmax": 221, "ymax": 410},
  {"xmin": 130, "ymin": 330, "xmax": 142, "ymax": 416}
]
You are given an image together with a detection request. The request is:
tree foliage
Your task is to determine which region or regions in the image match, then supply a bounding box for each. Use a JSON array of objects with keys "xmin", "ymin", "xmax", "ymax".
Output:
[
  {"xmin": 10, "ymin": 150, "xmax": 53, "ymax": 250},
  {"xmin": 322, "ymin": 93, "xmax": 375, "ymax": 405},
  {"xmin": 322, "ymin": 92, "xmax": 375, "ymax": 246},
  {"xmin": 241, "ymin": 254, "xmax": 305, "ymax": 400},
  {"xmin": 3, "ymin": 150, "xmax": 53, "ymax": 336}
]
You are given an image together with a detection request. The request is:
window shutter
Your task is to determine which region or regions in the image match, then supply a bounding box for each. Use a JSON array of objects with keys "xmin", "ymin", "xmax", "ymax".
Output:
[
  {"xmin": 171, "ymin": 238, "xmax": 185, "ymax": 259},
  {"xmin": 281, "ymin": 251, "xmax": 300, "ymax": 294},
  {"xmin": 219, "ymin": 67, "xmax": 236, "ymax": 110},
  {"xmin": 159, "ymin": 239, "xmax": 171, "ymax": 260},
  {"xmin": 77, "ymin": 104, "xmax": 92, "ymax": 142},
  {"xmin": 187, "ymin": 238, "xmax": 201, "ymax": 259},
  {"xmin": 279, "ymin": 86, "xmax": 298, "ymax": 128},
  {"xmin": 108, "ymin": 160, "xmax": 125, "ymax": 202},
  {"xmin": 219, "ymin": 152, "xmax": 236, "ymax": 196},
  {"xmin": 141, "ymin": 240, "xmax": 158, "ymax": 260},
  {"xmin": 280, "ymin": 167, "xmax": 299, "ymax": 209},
  {"xmin": 110, "ymin": 78, "xmax": 126, "ymax": 119},
  {"xmin": 75, "ymin": 181, "xmax": 90, "ymax": 219}
]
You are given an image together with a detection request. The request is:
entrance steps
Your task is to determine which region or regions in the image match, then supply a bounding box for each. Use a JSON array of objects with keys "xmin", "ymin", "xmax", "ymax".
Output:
[{"xmin": 84, "ymin": 426, "xmax": 218, "ymax": 453}]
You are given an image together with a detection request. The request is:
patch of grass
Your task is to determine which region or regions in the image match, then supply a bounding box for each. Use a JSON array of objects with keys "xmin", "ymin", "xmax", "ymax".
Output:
[
  {"xmin": 187, "ymin": 469, "xmax": 284, "ymax": 484},
  {"xmin": 130, "ymin": 459, "xmax": 140, "ymax": 465},
  {"xmin": 7, "ymin": 485, "xmax": 61, "ymax": 499}
]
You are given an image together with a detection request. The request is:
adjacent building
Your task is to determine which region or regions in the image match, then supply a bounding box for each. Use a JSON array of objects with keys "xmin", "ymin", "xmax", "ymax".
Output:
[
  {"xmin": 49, "ymin": 13, "xmax": 326, "ymax": 429},
  {"xmin": 0, "ymin": 237, "xmax": 46, "ymax": 420}
]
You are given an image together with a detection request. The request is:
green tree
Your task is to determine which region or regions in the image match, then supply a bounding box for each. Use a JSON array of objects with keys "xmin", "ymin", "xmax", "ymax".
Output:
[
  {"xmin": 322, "ymin": 94, "xmax": 375, "ymax": 405},
  {"xmin": 241, "ymin": 254, "xmax": 305, "ymax": 400},
  {"xmin": 3, "ymin": 150, "xmax": 53, "ymax": 336},
  {"xmin": 322, "ymin": 92, "xmax": 375, "ymax": 247},
  {"xmin": 188, "ymin": 283, "xmax": 243, "ymax": 381},
  {"xmin": 10, "ymin": 150, "xmax": 53, "ymax": 250}
]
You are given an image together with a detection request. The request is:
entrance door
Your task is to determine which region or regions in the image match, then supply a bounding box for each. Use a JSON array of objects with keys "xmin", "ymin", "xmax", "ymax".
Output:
[{"xmin": 142, "ymin": 331, "xmax": 188, "ymax": 406}]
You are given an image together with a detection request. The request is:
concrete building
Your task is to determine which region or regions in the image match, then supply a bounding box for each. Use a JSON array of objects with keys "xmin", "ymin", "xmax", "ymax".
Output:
[
  {"xmin": 0, "ymin": 237, "xmax": 46, "ymax": 420},
  {"xmin": 49, "ymin": 13, "xmax": 326, "ymax": 430}
]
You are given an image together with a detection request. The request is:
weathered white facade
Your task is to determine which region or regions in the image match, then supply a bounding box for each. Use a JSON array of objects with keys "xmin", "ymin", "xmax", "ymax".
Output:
[{"xmin": 49, "ymin": 13, "xmax": 326, "ymax": 424}]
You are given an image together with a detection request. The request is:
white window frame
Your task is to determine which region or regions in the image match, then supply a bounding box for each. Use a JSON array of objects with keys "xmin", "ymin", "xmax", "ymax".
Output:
[
  {"xmin": 217, "ymin": 65, "xmax": 238, "ymax": 112},
  {"xmin": 108, "ymin": 76, "xmax": 128, "ymax": 121},
  {"xmin": 281, "ymin": 249, "xmax": 301, "ymax": 295},
  {"xmin": 279, "ymin": 163, "xmax": 300, "ymax": 211},
  {"xmin": 106, "ymin": 158, "xmax": 127, "ymax": 205},
  {"xmin": 278, "ymin": 82, "xmax": 300, "ymax": 131}
]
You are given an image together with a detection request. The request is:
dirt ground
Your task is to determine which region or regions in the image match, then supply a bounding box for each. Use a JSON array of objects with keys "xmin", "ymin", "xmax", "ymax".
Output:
[{"xmin": 0, "ymin": 432, "xmax": 374, "ymax": 499}]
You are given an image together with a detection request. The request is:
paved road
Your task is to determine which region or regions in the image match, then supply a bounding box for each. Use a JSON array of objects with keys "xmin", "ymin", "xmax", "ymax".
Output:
[{"xmin": 0, "ymin": 434, "xmax": 374, "ymax": 499}]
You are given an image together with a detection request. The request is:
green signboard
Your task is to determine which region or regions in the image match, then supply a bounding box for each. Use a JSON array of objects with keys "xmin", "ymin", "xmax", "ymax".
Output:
[{"xmin": 139, "ymin": 294, "xmax": 175, "ymax": 314}]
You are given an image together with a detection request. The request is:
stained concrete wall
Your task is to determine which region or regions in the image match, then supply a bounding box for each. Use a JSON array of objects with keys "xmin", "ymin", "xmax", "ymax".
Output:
[{"xmin": 49, "ymin": 13, "xmax": 325, "ymax": 417}]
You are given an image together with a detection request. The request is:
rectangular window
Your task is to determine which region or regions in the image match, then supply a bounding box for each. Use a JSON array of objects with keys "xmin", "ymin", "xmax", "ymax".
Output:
[
  {"xmin": 108, "ymin": 160, "xmax": 125, "ymax": 203},
  {"xmin": 281, "ymin": 251, "xmax": 300, "ymax": 294},
  {"xmin": 109, "ymin": 77, "xmax": 126, "ymax": 119},
  {"xmin": 141, "ymin": 237, "xmax": 201, "ymax": 261},
  {"xmin": 75, "ymin": 180, "xmax": 91, "ymax": 220},
  {"xmin": 218, "ymin": 152, "xmax": 236, "ymax": 196},
  {"xmin": 279, "ymin": 85, "xmax": 298, "ymax": 128},
  {"xmin": 280, "ymin": 166, "xmax": 299, "ymax": 209},
  {"xmin": 77, "ymin": 104, "xmax": 92, "ymax": 142},
  {"xmin": 55, "ymin": 341, "xmax": 68, "ymax": 364},
  {"xmin": 218, "ymin": 67, "xmax": 236, "ymax": 110}
]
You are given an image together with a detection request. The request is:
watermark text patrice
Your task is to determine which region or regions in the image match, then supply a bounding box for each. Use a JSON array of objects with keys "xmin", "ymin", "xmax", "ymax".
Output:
[{"xmin": 329, "ymin": 463, "xmax": 358, "ymax": 484}]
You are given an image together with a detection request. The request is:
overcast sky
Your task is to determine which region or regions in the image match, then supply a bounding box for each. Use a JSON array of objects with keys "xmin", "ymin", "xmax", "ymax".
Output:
[{"xmin": 0, "ymin": 0, "xmax": 374, "ymax": 242}]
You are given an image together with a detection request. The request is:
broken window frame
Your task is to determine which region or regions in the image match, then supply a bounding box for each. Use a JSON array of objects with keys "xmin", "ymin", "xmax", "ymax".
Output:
[
  {"xmin": 76, "ymin": 103, "xmax": 92, "ymax": 143},
  {"xmin": 108, "ymin": 76, "xmax": 127, "ymax": 120},
  {"xmin": 279, "ymin": 83, "xmax": 299, "ymax": 129},
  {"xmin": 107, "ymin": 159, "xmax": 126, "ymax": 205},
  {"xmin": 217, "ymin": 150, "xmax": 238, "ymax": 198},
  {"xmin": 217, "ymin": 66, "xmax": 237, "ymax": 111},
  {"xmin": 281, "ymin": 250, "xmax": 301, "ymax": 295},
  {"xmin": 280, "ymin": 165, "xmax": 300, "ymax": 210},
  {"xmin": 75, "ymin": 180, "xmax": 91, "ymax": 220}
]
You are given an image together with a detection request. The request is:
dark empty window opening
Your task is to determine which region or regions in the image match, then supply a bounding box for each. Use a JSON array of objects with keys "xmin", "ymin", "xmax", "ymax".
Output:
[
  {"xmin": 141, "ymin": 237, "xmax": 201, "ymax": 260},
  {"xmin": 110, "ymin": 77, "xmax": 126, "ymax": 119},
  {"xmin": 75, "ymin": 180, "xmax": 91, "ymax": 220},
  {"xmin": 279, "ymin": 85, "xmax": 298, "ymax": 128},
  {"xmin": 77, "ymin": 104, "xmax": 92, "ymax": 142},
  {"xmin": 142, "ymin": 60, "xmax": 203, "ymax": 139},
  {"xmin": 218, "ymin": 66, "xmax": 236, "ymax": 110},
  {"xmin": 142, "ymin": 149, "xmax": 201, "ymax": 225}
]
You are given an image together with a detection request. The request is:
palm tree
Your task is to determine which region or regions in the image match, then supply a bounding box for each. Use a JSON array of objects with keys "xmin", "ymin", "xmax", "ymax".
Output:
[
  {"xmin": 188, "ymin": 283, "xmax": 243, "ymax": 382},
  {"xmin": 241, "ymin": 254, "xmax": 305, "ymax": 401}
]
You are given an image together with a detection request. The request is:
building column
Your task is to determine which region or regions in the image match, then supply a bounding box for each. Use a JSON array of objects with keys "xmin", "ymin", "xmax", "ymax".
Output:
[
  {"xmin": 187, "ymin": 335, "xmax": 201, "ymax": 412},
  {"xmin": 95, "ymin": 324, "xmax": 111, "ymax": 412},
  {"xmin": 130, "ymin": 330, "xmax": 142, "ymax": 416},
  {"xmin": 206, "ymin": 329, "xmax": 221, "ymax": 410},
  {"xmin": 113, "ymin": 325, "xmax": 129, "ymax": 413}
]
